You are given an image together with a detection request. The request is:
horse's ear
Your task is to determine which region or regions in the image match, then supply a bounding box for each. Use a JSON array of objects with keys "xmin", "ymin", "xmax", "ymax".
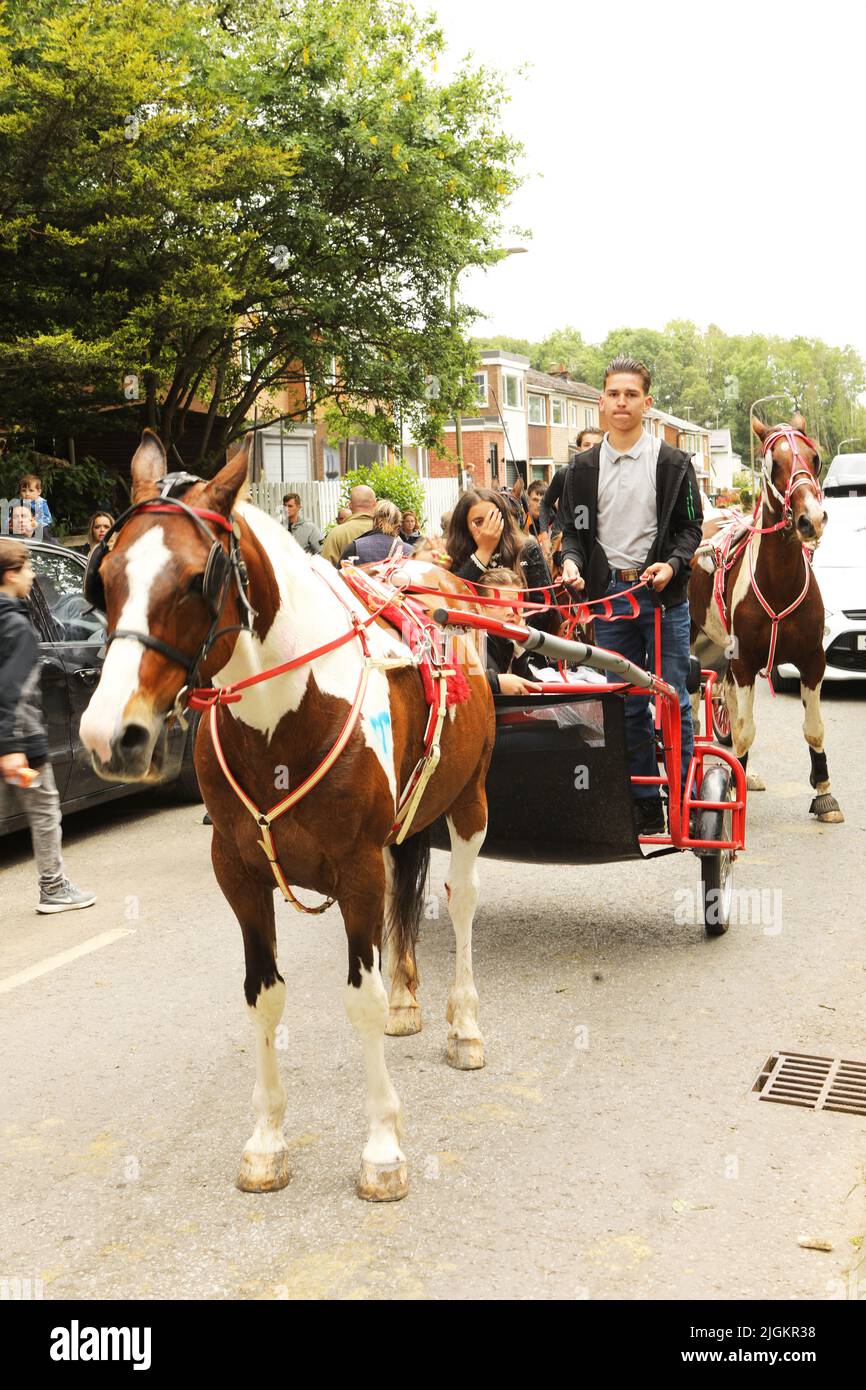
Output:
[
  {"xmin": 751, "ymin": 416, "xmax": 768, "ymax": 441},
  {"xmin": 131, "ymin": 430, "xmax": 167, "ymax": 502},
  {"xmin": 791, "ymin": 411, "xmax": 808, "ymax": 432},
  {"xmin": 204, "ymin": 434, "xmax": 252, "ymax": 516}
]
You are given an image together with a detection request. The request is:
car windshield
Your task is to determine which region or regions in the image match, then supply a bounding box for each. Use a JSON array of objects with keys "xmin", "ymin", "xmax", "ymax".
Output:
[{"xmin": 29, "ymin": 546, "xmax": 106, "ymax": 642}]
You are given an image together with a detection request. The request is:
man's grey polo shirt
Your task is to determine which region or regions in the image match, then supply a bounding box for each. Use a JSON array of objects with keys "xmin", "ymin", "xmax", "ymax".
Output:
[{"xmin": 597, "ymin": 429, "xmax": 661, "ymax": 569}]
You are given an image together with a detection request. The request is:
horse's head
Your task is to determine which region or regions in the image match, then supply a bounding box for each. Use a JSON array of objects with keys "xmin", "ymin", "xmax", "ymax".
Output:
[
  {"xmin": 751, "ymin": 412, "xmax": 826, "ymax": 542},
  {"xmin": 80, "ymin": 430, "xmax": 253, "ymax": 781}
]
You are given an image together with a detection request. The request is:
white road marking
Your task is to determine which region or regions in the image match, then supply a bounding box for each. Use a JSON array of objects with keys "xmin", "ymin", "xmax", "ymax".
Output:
[{"xmin": 0, "ymin": 928, "xmax": 135, "ymax": 996}]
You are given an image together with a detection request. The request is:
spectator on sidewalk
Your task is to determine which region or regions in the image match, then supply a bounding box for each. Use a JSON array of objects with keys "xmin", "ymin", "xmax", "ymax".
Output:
[
  {"xmin": 8, "ymin": 503, "xmax": 59, "ymax": 546},
  {"xmin": 321, "ymin": 485, "xmax": 377, "ymax": 565},
  {"xmin": 281, "ymin": 492, "xmax": 322, "ymax": 555},
  {"xmin": 84, "ymin": 511, "xmax": 115, "ymax": 554},
  {"xmin": 18, "ymin": 473, "xmax": 53, "ymax": 530},
  {"xmin": 341, "ymin": 499, "xmax": 413, "ymax": 564},
  {"xmin": 0, "ymin": 539, "xmax": 96, "ymax": 914}
]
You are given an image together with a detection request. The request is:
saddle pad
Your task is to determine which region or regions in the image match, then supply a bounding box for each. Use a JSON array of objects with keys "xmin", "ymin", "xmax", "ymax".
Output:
[{"xmin": 340, "ymin": 564, "xmax": 471, "ymax": 708}]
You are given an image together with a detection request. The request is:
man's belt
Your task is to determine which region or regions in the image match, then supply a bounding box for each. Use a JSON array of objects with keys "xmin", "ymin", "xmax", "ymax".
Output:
[{"xmin": 613, "ymin": 567, "xmax": 641, "ymax": 582}]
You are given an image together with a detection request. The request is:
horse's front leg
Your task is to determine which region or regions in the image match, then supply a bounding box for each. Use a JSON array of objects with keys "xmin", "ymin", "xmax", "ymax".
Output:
[
  {"xmin": 341, "ymin": 872, "xmax": 409, "ymax": 1202},
  {"xmin": 383, "ymin": 847, "xmax": 422, "ymax": 1037},
  {"xmin": 211, "ymin": 836, "xmax": 291, "ymax": 1193},
  {"xmin": 727, "ymin": 667, "xmax": 765, "ymax": 791},
  {"xmin": 444, "ymin": 799, "xmax": 487, "ymax": 1071},
  {"xmin": 799, "ymin": 664, "xmax": 844, "ymax": 823}
]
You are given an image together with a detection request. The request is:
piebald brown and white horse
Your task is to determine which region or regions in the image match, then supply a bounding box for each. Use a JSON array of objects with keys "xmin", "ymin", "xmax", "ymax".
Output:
[
  {"xmin": 689, "ymin": 414, "xmax": 843, "ymax": 822},
  {"xmin": 80, "ymin": 431, "xmax": 495, "ymax": 1201}
]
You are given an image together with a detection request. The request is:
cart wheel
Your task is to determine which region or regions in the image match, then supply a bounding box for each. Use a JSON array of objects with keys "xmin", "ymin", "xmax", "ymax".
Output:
[
  {"xmin": 711, "ymin": 685, "xmax": 733, "ymax": 747},
  {"xmin": 695, "ymin": 765, "xmax": 734, "ymax": 936},
  {"xmin": 701, "ymin": 847, "xmax": 733, "ymax": 935}
]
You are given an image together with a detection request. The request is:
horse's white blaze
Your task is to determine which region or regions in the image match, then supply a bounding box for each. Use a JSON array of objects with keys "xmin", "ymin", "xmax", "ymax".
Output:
[
  {"xmin": 803, "ymin": 495, "xmax": 825, "ymax": 535},
  {"xmin": 243, "ymin": 979, "xmax": 288, "ymax": 1158},
  {"xmin": 213, "ymin": 504, "xmax": 407, "ymax": 806},
  {"xmin": 444, "ymin": 822, "xmax": 485, "ymax": 1043},
  {"xmin": 344, "ymin": 948, "xmax": 405, "ymax": 1167},
  {"xmin": 801, "ymin": 682, "xmax": 825, "ymax": 751},
  {"xmin": 79, "ymin": 527, "xmax": 171, "ymax": 761}
]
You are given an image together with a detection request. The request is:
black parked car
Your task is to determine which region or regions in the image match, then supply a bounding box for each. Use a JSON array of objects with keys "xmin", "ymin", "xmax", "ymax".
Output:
[{"xmin": 0, "ymin": 540, "xmax": 201, "ymax": 836}]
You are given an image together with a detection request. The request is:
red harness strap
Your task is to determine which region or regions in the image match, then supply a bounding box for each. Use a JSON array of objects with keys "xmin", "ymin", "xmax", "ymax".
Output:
[{"xmin": 194, "ymin": 567, "xmax": 400, "ymax": 914}]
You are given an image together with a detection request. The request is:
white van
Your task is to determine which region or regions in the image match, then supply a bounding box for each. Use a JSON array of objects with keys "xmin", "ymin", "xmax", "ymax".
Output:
[{"xmin": 776, "ymin": 454, "xmax": 866, "ymax": 683}]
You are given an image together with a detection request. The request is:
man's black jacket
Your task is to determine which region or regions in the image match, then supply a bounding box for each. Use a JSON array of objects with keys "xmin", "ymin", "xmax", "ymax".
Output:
[
  {"xmin": 0, "ymin": 593, "xmax": 48, "ymax": 764},
  {"xmin": 558, "ymin": 441, "xmax": 704, "ymax": 607}
]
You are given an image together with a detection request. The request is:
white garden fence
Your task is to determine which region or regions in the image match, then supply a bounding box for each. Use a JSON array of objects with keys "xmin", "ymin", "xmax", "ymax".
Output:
[{"xmin": 248, "ymin": 476, "xmax": 459, "ymax": 532}]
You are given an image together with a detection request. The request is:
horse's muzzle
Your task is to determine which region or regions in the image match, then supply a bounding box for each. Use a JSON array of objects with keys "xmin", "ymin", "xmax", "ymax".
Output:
[{"xmin": 90, "ymin": 719, "xmax": 180, "ymax": 784}]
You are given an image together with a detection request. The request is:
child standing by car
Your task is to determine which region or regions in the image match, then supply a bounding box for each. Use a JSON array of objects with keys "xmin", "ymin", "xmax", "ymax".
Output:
[{"xmin": 0, "ymin": 539, "xmax": 96, "ymax": 914}]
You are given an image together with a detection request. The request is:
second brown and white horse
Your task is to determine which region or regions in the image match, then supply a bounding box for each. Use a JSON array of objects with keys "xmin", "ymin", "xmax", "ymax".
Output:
[{"xmin": 689, "ymin": 414, "xmax": 843, "ymax": 822}]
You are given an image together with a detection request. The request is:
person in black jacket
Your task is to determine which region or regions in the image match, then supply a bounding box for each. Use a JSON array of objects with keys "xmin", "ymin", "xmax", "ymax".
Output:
[
  {"xmin": 559, "ymin": 359, "xmax": 704, "ymax": 835},
  {"xmin": 540, "ymin": 426, "xmax": 604, "ymax": 535},
  {"xmin": 445, "ymin": 487, "xmax": 559, "ymax": 633},
  {"xmin": 0, "ymin": 540, "xmax": 96, "ymax": 913}
]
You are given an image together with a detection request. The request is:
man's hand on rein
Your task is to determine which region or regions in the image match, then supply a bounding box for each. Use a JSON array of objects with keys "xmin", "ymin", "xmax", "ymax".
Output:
[{"xmin": 640, "ymin": 561, "xmax": 674, "ymax": 591}]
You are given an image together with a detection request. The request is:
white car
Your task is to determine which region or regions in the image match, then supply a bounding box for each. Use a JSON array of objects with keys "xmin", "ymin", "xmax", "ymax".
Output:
[{"xmin": 777, "ymin": 454, "xmax": 866, "ymax": 684}]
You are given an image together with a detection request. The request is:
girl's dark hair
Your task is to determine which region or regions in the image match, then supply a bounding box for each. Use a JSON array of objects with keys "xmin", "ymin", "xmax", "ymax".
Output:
[{"xmin": 446, "ymin": 488, "xmax": 524, "ymax": 573}]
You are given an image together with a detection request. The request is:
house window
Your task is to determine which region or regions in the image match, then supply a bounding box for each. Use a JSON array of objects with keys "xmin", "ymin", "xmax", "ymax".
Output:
[
  {"xmin": 531, "ymin": 464, "xmax": 549, "ymax": 482},
  {"xmin": 551, "ymin": 398, "xmax": 566, "ymax": 427},
  {"xmin": 583, "ymin": 407, "xmax": 596, "ymax": 428},
  {"xmin": 569, "ymin": 403, "xmax": 578, "ymax": 429},
  {"xmin": 502, "ymin": 372, "xmax": 523, "ymax": 409},
  {"xmin": 528, "ymin": 394, "xmax": 546, "ymax": 425},
  {"xmin": 472, "ymin": 372, "xmax": 488, "ymax": 406}
]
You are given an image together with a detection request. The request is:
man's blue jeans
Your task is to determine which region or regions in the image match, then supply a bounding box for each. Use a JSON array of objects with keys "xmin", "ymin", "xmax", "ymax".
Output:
[{"xmin": 592, "ymin": 575, "xmax": 694, "ymax": 802}]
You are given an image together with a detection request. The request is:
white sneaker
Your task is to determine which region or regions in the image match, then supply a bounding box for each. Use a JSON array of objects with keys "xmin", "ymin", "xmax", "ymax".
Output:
[{"xmin": 37, "ymin": 879, "xmax": 97, "ymax": 914}]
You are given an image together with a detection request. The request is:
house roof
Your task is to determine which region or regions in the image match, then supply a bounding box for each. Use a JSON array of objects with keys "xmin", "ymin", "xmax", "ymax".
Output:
[
  {"xmin": 647, "ymin": 406, "xmax": 710, "ymax": 435},
  {"xmin": 525, "ymin": 368, "xmax": 601, "ymax": 400}
]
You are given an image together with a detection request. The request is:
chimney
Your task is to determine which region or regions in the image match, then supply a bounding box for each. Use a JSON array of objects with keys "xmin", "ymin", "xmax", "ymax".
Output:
[{"xmin": 547, "ymin": 363, "xmax": 571, "ymax": 380}]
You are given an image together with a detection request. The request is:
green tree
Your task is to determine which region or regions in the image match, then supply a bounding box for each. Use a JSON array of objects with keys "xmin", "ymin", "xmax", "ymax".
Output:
[
  {"xmin": 340, "ymin": 460, "xmax": 425, "ymax": 525},
  {"xmin": 0, "ymin": 0, "xmax": 522, "ymax": 469}
]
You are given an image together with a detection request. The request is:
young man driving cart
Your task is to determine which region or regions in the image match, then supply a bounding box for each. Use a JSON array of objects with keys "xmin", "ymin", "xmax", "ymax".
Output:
[{"xmin": 558, "ymin": 357, "xmax": 704, "ymax": 835}]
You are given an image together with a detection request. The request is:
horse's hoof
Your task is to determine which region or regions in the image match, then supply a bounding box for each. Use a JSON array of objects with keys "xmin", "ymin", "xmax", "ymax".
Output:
[
  {"xmin": 810, "ymin": 794, "xmax": 844, "ymax": 822},
  {"xmin": 746, "ymin": 772, "xmax": 766, "ymax": 791},
  {"xmin": 818, "ymin": 811, "xmax": 845, "ymax": 823},
  {"xmin": 236, "ymin": 1149, "xmax": 291, "ymax": 1193},
  {"xmin": 447, "ymin": 1036, "xmax": 485, "ymax": 1070},
  {"xmin": 357, "ymin": 1159, "xmax": 409, "ymax": 1202},
  {"xmin": 385, "ymin": 1005, "xmax": 422, "ymax": 1036}
]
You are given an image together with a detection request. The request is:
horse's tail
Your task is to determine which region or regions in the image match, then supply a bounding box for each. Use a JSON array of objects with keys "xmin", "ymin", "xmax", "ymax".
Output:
[{"xmin": 387, "ymin": 828, "xmax": 430, "ymax": 975}]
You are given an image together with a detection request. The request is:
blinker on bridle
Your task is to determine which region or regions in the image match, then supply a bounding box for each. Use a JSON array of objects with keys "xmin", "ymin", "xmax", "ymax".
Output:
[{"xmin": 85, "ymin": 485, "xmax": 256, "ymax": 706}]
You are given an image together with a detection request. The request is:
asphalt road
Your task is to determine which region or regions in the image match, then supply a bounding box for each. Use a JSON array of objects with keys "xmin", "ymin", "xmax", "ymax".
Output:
[{"xmin": 1, "ymin": 681, "xmax": 865, "ymax": 1301}]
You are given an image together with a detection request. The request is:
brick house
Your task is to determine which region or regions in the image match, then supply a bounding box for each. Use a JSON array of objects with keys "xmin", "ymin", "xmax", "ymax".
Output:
[
  {"xmin": 644, "ymin": 407, "xmax": 712, "ymax": 493},
  {"xmin": 426, "ymin": 351, "xmax": 602, "ymax": 489}
]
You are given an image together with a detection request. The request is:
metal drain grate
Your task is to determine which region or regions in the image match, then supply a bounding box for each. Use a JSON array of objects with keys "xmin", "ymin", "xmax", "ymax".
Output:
[{"xmin": 753, "ymin": 1052, "xmax": 866, "ymax": 1115}]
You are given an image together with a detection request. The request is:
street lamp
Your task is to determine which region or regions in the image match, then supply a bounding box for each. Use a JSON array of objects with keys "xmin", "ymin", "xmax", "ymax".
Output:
[
  {"xmin": 837, "ymin": 436, "xmax": 862, "ymax": 454},
  {"xmin": 451, "ymin": 246, "xmax": 528, "ymax": 492}
]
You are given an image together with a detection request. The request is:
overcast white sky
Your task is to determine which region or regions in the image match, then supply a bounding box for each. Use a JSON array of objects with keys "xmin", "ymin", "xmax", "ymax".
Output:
[{"xmin": 421, "ymin": 0, "xmax": 865, "ymax": 357}]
